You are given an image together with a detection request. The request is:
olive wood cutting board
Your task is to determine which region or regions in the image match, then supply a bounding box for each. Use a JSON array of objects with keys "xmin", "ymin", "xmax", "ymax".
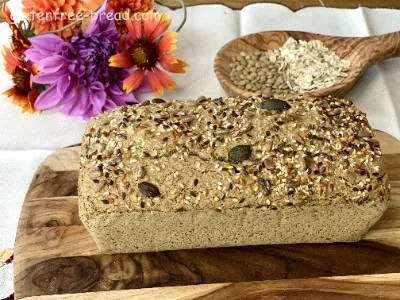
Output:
[{"xmin": 14, "ymin": 130, "xmax": 400, "ymax": 299}]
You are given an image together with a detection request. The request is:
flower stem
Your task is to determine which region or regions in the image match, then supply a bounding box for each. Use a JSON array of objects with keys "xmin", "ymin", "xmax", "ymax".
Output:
[
  {"xmin": 38, "ymin": 1, "xmax": 107, "ymax": 35},
  {"xmin": 176, "ymin": 0, "xmax": 187, "ymax": 33}
]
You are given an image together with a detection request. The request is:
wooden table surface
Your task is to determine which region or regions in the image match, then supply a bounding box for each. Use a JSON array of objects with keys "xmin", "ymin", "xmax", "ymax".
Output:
[{"xmin": 158, "ymin": 0, "xmax": 400, "ymax": 10}]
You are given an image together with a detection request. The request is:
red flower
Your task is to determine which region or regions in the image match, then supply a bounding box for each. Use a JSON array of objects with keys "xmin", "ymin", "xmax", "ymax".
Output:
[
  {"xmin": 109, "ymin": 12, "xmax": 188, "ymax": 96},
  {"xmin": 85, "ymin": 0, "xmax": 154, "ymax": 34},
  {"xmin": 0, "ymin": 5, "xmax": 32, "ymax": 55},
  {"xmin": 2, "ymin": 46, "xmax": 40, "ymax": 114}
]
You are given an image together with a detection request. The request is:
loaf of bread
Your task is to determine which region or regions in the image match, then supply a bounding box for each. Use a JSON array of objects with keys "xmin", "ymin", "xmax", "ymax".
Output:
[{"xmin": 79, "ymin": 96, "xmax": 390, "ymax": 254}]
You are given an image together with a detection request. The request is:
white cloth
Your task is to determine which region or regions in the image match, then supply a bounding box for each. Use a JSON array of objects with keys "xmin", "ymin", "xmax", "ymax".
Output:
[{"xmin": 1, "ymin": 1, "xmax": 400, "ymax": 297}]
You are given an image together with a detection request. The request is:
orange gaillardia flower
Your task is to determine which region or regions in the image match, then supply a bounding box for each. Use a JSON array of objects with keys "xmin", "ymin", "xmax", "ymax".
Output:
[
  {"xmin": 2, "ymin": 46, "xmax": 41, "ymax": 114},
  {"xmin": 109, "ymin": 12, "xmax": 188, "ymax": 96},
  {"xmin": 85, "ymin": 0, "xmax": 154, "ymax": 33},
  {"xmin": 22, "ymin": 0, "xmax": 85, "ymax": 40},
  {"xmin": 0, "ymin": 5, "xmax": 33, "ymax": 55}
]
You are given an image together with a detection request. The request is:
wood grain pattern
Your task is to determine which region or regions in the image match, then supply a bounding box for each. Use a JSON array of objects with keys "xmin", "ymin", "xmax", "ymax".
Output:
[
  {"xmin": 13, "ymin": 130, "xmax": 400, "ymax": 299},
  {"xmin": 21, "ymin": 273, "xmax": 400, "ymax": 300},
  {"xmin": 214, "ymin": 31, "xmax": 400, "ymax": 98},
  {"xmin": 157, "ymin": 0, "xmax": 400, "ymax": 10}
]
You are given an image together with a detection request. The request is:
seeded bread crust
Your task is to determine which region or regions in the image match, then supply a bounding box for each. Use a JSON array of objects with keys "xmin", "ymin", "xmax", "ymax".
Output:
[{"xmin": 79, "ymin": 96, "xmax": 390, "ymax": 253}]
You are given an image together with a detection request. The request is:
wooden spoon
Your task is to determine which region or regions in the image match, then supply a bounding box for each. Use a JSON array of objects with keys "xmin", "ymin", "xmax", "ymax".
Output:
[{"xmin": 214, "ymin": 31, "xmax": 400, "ymax": 98}]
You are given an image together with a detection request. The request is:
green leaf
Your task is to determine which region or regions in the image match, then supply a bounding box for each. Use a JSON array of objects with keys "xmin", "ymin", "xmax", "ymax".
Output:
[
  {"xmin": 35, "ymin": 84, "xmax": 50, "ymax": 94},
  {"xmin": 18, "ymin": 20, "xmax": 36, "ymax": 40}
]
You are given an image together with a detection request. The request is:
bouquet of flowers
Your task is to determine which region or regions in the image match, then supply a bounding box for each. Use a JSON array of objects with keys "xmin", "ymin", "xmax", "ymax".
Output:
[{"xmin": 1, "ymin": 0, "xmax": 188, "ymax": 119}]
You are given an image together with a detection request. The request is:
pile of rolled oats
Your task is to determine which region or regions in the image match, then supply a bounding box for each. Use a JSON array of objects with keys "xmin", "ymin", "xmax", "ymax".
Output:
[{"xmin": 229, "ymin": 37, "xmax": 350, "ymax": 96}]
